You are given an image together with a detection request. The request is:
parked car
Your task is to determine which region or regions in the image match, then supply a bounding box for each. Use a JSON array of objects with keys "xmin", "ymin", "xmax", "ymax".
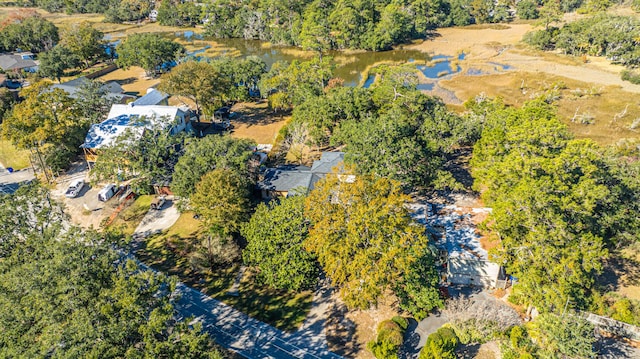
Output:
[
  {"xmin": 150, "ymin": 196, "xmax": 166, "ymax": 210},
  {"xmin": 214, "ymin": 106, "xmax": 230, "ymax": 119},
  {"xmin": 97, "ymin": 184, "xmax": 117, "ymax": 202},
  {"xmin": 65, "ymin": 179, "xmax": 86, "ymax": 198}
]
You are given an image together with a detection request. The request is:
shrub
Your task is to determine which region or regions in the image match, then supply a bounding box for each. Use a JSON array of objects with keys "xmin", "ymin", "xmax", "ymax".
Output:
[
  {"xmin": 450, "ymin": 318, "xmax": 501, "ymax": 344},
  {"xmin": 523, "ymin": 28, "xmax": 560, "ymax": 51},
  {"xmin": 367, "ymin": 318, "xmax": 408, "ymax": 359},
  {"xmin": 419, "ymin": 327, "xmax": 459, "ymax": 359},
  {"xmin": 621, "ymin": 70, "xmax": 640, "ymax": 85},
  {"xmin": 517, "ymin": 0, "xmax": 539, "ymax": 19}
]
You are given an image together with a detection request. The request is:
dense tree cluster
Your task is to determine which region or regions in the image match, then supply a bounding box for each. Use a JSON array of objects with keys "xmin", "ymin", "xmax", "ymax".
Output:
[
  {"xmin": 274, "ymin": 63, "xmax": 476, "ymax": 188},
  {"xmin": 201, "ymin": 0, "xmax": 515, "ymax": 51},
  {"xmin": 525, "ymin": 14, "xmax": 640, "ymax": 68},
  {"xmin": 469, "ymin": 97, "xmax": 640, "ymax": 311},
  {"xmin": 0, "ymin": 184, "xmax": 224, "ymax": 358},
  {"xmin": 115, "ymin": 33, "xmax": 185, "ymax": 77},
  {"xmin": 0, "ymin": 13, "xmax": 58, "ymax": 53}
]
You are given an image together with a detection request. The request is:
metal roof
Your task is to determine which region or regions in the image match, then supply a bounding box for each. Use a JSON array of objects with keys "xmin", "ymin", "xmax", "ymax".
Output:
[{"xmin": 132, "ymin": 89, "xmax": 169, "ymax": 106}]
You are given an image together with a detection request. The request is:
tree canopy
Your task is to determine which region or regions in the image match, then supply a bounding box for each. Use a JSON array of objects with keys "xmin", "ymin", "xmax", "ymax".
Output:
[
  {"xmin": 115, "ymin": 33, "xmax": 185, "ymax": 77},
  {"xmin": 305, "ymin": 172, "xmax": 439, "ymax": 311},
  {"xmin": 60, "ymin": 22, "xmax": 105, "ymax": 68},
  {"xmin": 0, "ymin": 14, "xmax": 58, "ymax": 53},
  {"xmin": 242, "ymin": 195, "xmax": 318, "ymax": 291},
  {"xmin": 171, "ymin": 135, "xmax": 256, "ymax": 198},
  {"xmin": 159, "ymin": 61, "xmax": 230, "ymax": 117},
  {"xmin": 0, "ymin": 184, "xmax": 224, "ymax": 358},
  {"xmin": 37, "ymin": 45, "xmax": 79, "ymax": 82},
  {"xmin": 470, "ymin": 97, "xmax": 640, "ymax": 311},
  {"xmin": 2, "ymin": 81, "xmax": 86, "ymax": 172}
]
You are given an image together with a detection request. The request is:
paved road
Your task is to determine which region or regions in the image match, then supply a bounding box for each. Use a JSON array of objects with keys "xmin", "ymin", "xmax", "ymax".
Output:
[
  {"xmin": 129, "ymin": 206, "xmax": 341, "ymax": 359},
  {"xmin": 0, "ymin": 167, "xmax": 35, "ymax": 195},
  {"xmin": 176, "ymin": 284, "xmax": 343, "ymax": 359}
]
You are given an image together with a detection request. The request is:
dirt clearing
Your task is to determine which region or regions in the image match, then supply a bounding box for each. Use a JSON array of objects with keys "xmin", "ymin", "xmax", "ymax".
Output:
[{"xmin": 229, "ymin": 101, "xmax": 288, "ymax": 145}]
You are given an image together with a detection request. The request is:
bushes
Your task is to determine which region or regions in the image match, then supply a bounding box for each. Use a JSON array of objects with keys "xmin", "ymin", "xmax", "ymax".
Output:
[
  {"xmin": 621, "ymin": 70, "xmax": 640, "ymax": 85},
  {"xmin": 419, "ymin": 327, "xmax": 459, "ymax": 359},
  {"xmin": 449, "ymin": 318, "xmax": 501, "ymax": 344},
  {"xmin": 367, "ymin": 316, "xmax": 409, "ymax": 359}
]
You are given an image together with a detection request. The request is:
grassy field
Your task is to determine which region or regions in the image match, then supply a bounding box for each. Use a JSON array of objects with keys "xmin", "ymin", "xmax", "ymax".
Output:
[
  {"xmin": 0, "ymin": 139, "xmax": 30, "ymax": 170},
  {"xmin": 440, "ymin": 71, "xmax": 640, "ymax": 145},
  {"xmin": 136, "ymin": 211, "xmax": 313, "ymax": 332}
]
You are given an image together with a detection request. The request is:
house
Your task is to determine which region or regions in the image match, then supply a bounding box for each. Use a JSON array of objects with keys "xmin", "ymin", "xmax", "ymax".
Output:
[
  {"xmin": 81, "ymin": 103, "xmax": 192, "ymax": 165},
  {"xmin": 410, "ymin": 203, "xmax": 507, "ymax": 289},
  {"xmin": 257, "ymin": 152, "xmax": 347, "ymax": 199},
  {"xmin": 131, "ymin": 88, "xmax": 170, "ymax": 106},
  {"xmin": 0, "ymin": 52, "xmax": 38, "ymax": 73},
  {"xmin": 51, "ymin": 76, "xmax": 135, "ymax": 103}
]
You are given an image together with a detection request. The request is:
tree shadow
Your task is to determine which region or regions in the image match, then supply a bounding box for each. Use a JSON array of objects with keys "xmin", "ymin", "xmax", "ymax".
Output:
[
  {"xmin": 597, "ymin": 251, "xmax": 640, "ymax": 293},
  {"xmin": 326, "ymin": 301, "xmax": 360, "ymax": 357}
]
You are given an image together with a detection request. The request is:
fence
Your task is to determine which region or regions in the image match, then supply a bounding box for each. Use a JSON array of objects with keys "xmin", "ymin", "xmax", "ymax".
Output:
[{"xmin": 580, "ymin": 312, "xmax": 640, "ymax": 341}]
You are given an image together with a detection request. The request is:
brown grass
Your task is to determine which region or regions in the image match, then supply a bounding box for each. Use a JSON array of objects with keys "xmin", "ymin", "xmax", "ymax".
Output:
[
  {"xmin": 229, "ymin": 101, "xmax": 288, "ymax": 145},
  {"xmin": 96, "ymin": 66, "xmax": 160, "ymax": 96},
  {"xmin": 440, "ymin": 71, "xmax": 640, "ymax": 145}
]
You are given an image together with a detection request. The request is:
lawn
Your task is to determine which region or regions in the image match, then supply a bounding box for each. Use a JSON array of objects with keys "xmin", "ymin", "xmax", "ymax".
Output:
[
  {"xmin": 136, "ymin": 211, "xmax": 313, "ymax": 332},
  {"xmin": 107, "ymin": 194, "xmax": 154, "ymax": 236},
  {"xmin": 0, "ymin": 139, "xmax": 30, "ymax": 170}
]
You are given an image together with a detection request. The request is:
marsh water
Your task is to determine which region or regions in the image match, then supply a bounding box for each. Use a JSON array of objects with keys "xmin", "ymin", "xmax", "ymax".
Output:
[{"xmin": 169, "ymin": 31, "xmax": 466, "ymax": 86}]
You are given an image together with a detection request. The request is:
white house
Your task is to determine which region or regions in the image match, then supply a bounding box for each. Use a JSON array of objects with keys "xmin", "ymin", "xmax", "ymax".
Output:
[{"xmin": 81, "ymin": 103, "xmax": 192, "ymax": 165}]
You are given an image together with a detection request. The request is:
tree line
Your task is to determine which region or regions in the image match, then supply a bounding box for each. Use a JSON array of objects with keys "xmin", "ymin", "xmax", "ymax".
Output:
[{"xmin": 0, "ymin": 184, "xmax": 224, "ymax": 358}]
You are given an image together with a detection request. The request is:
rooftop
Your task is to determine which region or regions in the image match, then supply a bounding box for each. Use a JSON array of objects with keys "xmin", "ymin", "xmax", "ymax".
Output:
[
  {"xmin": 258, "ymin": 152, "xmax": 346, "ymax": 194},
  {"xmin": 132, "ymin": 89, "xmax": 169, "ymax": 106},
  {"xmin": 0, "ymin": 52, "xmax": 37, "ymax": 71}
]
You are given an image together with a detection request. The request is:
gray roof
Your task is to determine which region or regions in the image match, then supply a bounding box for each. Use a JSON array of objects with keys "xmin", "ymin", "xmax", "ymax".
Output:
[
  {"xmin": 52, "ymin": 76, "xmax": 133, "ymax": 102},
  {"xmin": 310, "ymin": 152, "xmax": 345, "ymax": 174},
  {"xmin": 132, "ymin": 89, "xmax": 169, "ymax": 106},
  {"xmin": 0, "ymin": 53, "xmax": 37, "ymax": 71},
  {"xmin": 258, "ymin": 152, "xmax": 345, "ymax": 193},
  {"xmin": 448, "ymin": 257, "xmax": 502, "ymax": 279}
]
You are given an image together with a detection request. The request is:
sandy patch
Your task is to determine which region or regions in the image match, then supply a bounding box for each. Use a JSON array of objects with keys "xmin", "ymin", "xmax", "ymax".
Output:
[
  {"xmin": 228, "ymin": 102, "xmax": 288, "ymax": 145},
  {"xmin": 97, "ymin": 67, "xmax": 160, "ymax": 96}
]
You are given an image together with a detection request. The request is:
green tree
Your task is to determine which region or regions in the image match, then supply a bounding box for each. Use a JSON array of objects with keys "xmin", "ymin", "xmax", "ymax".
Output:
[
  {"xmin": 241, "ymin": 196, "xmax": 318, "ymax": 291},
  {"xmin": 538, "ymin": 0, "xmax": 563, "ymax": 30},
  {"xmin": 60, "ymin": 22, "xmax": 105, "ymax": 68},
  {"xmin": 115, "ymin": 33, "xmax": 185, "ymax": 77},
  {"xmin": 419, "ymin": 327, "xmax": 459, "ymax": 359},
  {"xmin": 2, "ymin": 81, "xmax": 84, "ymax": 173},
  {"xmin": 0, "ymin": 184, "xmax": 224, "ymax": 358},
  {"xmin": 159, "ymin": 61, "xmax": 230, "ymax": 117},
  {"xmin": 0, "ymin": 15, "xmax": 58, "ymax": 53},
  {"xmin": 0, "ymin": 88, "xmax": 16, "ymax": 123},
  {"xmin": 517, "ymin": 0, "xmax": 540, "ymax": 19},
  {"xmin": 367, "ymin": 317, "xmax": 409, "ymax": 359},
  {"xmin": 171, "ymin": 135, "xmax": 256, "ymax": 198},
  {"xmin": 191, "ymin": 168, "xmax": 250, "ymax": 235},
  {"xmin": 529, "ymin": 314, "xmax": 596, "ymax": 358},
  {"xmin": 74, "ymin": 78, "xmax": 119, "ymax": 124},
  {"xmin": 37, "ymin": 45, "xmax": 79, "ymax": 82},
  {"xmin": 305, "ymin": 172, "xmax": 434, "ymax": 309},
  {"xmin": 104, "ymin": 0, "xmax": 153, "ymax": 22},
  {"xmin": 91, "ymin": 117, "xmax": 187, "ymax": 194},
  {"xmin": 259, "ymin": 57, "xmax": 335, "ymax": 109}
]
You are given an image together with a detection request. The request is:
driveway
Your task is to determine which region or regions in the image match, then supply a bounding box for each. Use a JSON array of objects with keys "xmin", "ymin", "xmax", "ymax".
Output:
[
  {"xmin": 0, "ymin": 167, "xmax": 35, "ymax": 195},
  {"xmin": 133, "ymin": 198, "xmax": 180, "ymax": 237}
]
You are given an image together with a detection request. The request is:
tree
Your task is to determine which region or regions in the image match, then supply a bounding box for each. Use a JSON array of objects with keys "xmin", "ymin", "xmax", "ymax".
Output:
[
  {"xmin": 190, "ymin": 168, "xmax": 251, "ymax": 235},
  {"xmin": 171, "ymin": 135, "xmax": 256, "ymax": 198},
  {"xmin": 37, "ymin": 45, "xmax": 79, "ymax": 82},
  {"xmin": 158, "ymin": 61, "xmax": 230, "ymax": 117},
  {"xmin": 367, "ymin": 317, "xmax": 409, "ymax": 359},
  {"xmin": 2, "ymin": 81, "xmax": 85, "ymax": 173},
  {"xmin": 529, "ymin": 314, "xmax": 596, "ymax": 358},
  {"xmin": 104, "ymin": 0, "xmax": 153, "ymax": 23},
  {"xmin": 0, "ymin": 88, "xmax": 16, "ymax": 123},
  {"xmin": 241, "ymin": 196, "xmax": 318, "ymax": 291},
  {"xmin": 419, "ymin": 327, "xmax": 459, "ymax": 359},
  {"xmin": 538, "ymin": 0, "xmax": 563, "ymax": 30},
  {"xmin": 90, "ymin": 117, "xmax": 187, "ymax": 194},
  {"xmin": 115, "ymin": 33, "xmax": 185, "ymax": 77},
  {"xmin": 60, "ymin": 22, "xmax": 105, "ymax": 68},
  {"xmin": 74, "ymin": 79, "xmax": 119, "ymax": 124},
  {"xmin": 517, "ymin": 0, "xmax": 540, "ymax": 19},
  {"xmin": 0, "ymin": 184, "xmax": 224, "ymax": 358},
  {"xmin": 0, "ymin": 15, "xmax": 58, "ymax": 53},
  {"xmin": 259, "ymin": 57, "xmax": 335, "ymax": 109},
  {"xmin": 305, "ymin": 172, "xmax": 434, "ymax": 309}
]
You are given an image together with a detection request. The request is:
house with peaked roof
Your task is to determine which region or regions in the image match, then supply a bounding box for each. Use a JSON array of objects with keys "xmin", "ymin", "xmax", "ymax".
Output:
[
  {"xmin": 81, "ymin": 103, "xmax": 192, "ymax": 165},
  {"xmin": 0, "ymin": 52, "xmax": 38, "ymax": 73},
  {"xmin": 52, "ymin": 76, "xmax": 135, "ymax": 103},
  {"xmin": 132, "ymin": 88, "xmax": 169, "ymax": 106},
  {"xmin": 258, "ymin": 152, "xmax": 348, "ymax": 199}
]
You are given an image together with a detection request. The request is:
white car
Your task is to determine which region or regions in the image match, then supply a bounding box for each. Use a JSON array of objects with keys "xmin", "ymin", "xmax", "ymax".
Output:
[{"xmin": 65, "ymin": 179, "xmax": 85, "ymax": 198}]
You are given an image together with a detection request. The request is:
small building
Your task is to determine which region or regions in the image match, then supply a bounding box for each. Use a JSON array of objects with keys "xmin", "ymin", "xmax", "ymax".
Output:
[
  {"xmin": 132, "ymin": 88, "xmax": 170, "ymax": 106},
  {"xmin": 257, "ymin": 152, "xmax": 346, "ymax": 199},
  {"xmin": 51, "ymin": 76, "xmax": 135, "ymax": 103},
  {"xmin": 447, "ymin": 257, "xmax": 506, "ymax": 288},
  {"xmin": 81, "ymin": 104, "xmax": 191, "ymax": 165},
  {"xmin": 0, "ymin": 52, "xmax": 38, "ymax": 73}
]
